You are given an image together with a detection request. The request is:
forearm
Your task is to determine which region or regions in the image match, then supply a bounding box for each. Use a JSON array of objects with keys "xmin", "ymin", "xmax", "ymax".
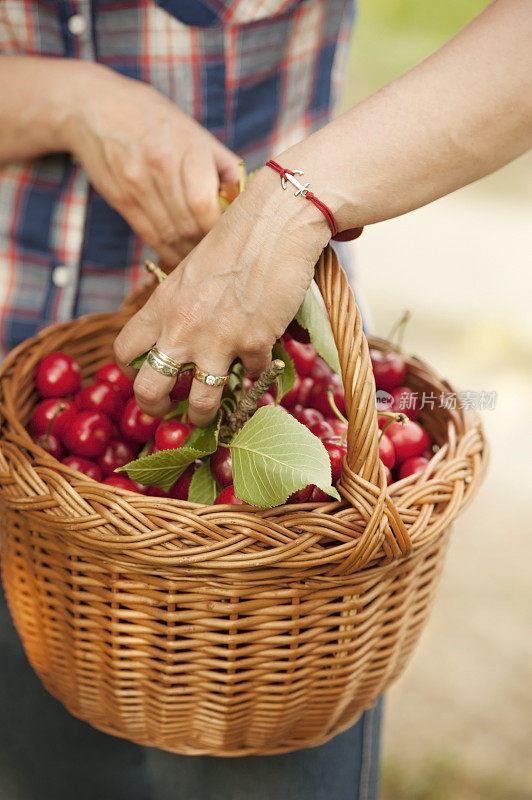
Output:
[
  {"xmin": 278, "ymin": 0, "xmax": 532, "ymax": 230},
  {"xmin": 0, "ymin": 55, "xmax": 93, "ymax": 163}
]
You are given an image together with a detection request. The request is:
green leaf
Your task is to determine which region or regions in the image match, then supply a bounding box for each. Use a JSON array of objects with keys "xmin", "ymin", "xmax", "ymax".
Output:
[
  {"xmin": 295, "ymin": 284, "xmax": 341, "ymax": 374},
  {"xmin": 117, "ymin": 447, "xmax": 203, "ymax": 493},
  {"xmin": 188, "ymin": 459, "xmax": 218, "ymax": 504},
  {"xmin": 128, "ymin": 349, "xmax": 151, "ymax": 369},
  {"xmin": 119, "ymin": 414, "xmax": 221, "ymax": 492},
  {"xmin": 229, "ymin": 405, "xmax": 340, "ymax": 508},
  {"xmin": 272, "ymin": 341, "xmax": 296, "ymax": 404}
]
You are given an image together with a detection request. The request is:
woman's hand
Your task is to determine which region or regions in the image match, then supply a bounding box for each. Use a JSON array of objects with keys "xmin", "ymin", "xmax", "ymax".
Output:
[
  {"xmin": 113, "ymin": 169, "xmax": 331, "ymax": 426},
  {"xmin": 62, "ymin": 62, "xmax": 242, "ymax": 265}
]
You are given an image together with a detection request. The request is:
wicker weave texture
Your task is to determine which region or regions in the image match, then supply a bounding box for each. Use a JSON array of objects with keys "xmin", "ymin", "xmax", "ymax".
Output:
[{"xmin": 0, "ymin": 248, "xmax": 487, "ymax": 755}]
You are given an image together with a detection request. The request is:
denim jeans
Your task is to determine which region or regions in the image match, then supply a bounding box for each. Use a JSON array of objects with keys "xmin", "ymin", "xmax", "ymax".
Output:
[{"xmin": 0, "ymin": 583, "xmax": 382, "ymax": 800}]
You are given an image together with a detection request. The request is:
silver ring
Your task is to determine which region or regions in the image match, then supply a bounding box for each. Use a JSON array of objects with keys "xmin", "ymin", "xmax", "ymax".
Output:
[
  {"xmin": 193, "ymin": 366, "xmax": 229, "ymax": 388},
  {"xmin": 147, "ymin": 348, "xmax": 181, "ymax": 377}
]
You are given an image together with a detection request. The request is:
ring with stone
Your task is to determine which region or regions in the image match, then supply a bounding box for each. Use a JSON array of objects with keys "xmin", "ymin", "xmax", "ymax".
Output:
[
  {"xmin": 147, "ymin": 347, "xmax": 181, "ymax": 377},
  {"xmin": 193, "ymin": 366, "xmax": 229, "ymax": 388}
]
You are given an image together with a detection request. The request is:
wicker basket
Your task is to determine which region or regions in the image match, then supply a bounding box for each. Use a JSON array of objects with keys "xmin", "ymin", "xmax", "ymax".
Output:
[{"xmin": 0, "ymin": 247, "xmax": 487, "ymax": 756}]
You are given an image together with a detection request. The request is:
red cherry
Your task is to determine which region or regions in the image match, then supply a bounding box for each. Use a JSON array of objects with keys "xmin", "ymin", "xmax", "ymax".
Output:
[
  {"xmin": 325, "ymin": 417, "xmax": 348, "ymax": 438},
  {"xmin": 370, "ymin": 349, "xmax": 406, "ymax": 392},
  {"xmin": 210, "ymin": 447, "xmax": 233, "ymax": 487},
  {"xmin": 146, "ymin": 484, "xmax": 170, "ymax": 497},
  {"xmin": 168, "ymin": 464, "xmax": 196, "ymax": 500},
  {"xmin": 62, "ymin": 455, "xmax": 103, "ymax": 482},
  {"xmin": 95, "ymin": 362, "xmax": 134, "ymax": 400},
  {"xmin": 323, "ymin": 439, "xmax": 347, "ymax": 484},
  {"xmin": 97, "ymin": 438, "xmax": 137, "ymax": 477},
  {"xmin": 398, "ymin": 455, "xmax": 431, "ymax": 480},
  {"xmin": 378, "ymin": 434, "xmax": 395, "ymax": 470},
  {"xmin": 285, "ymin": 319, "xmax": 311, "ymax": 344},
  {"xmin": 310, "ymin": 358, "xmax": 334, "ymax": 385},
  {"xmin": 309, "ymin": 375, "xmax": 345, "ymax": 417},
  {"xmin": 154, "ymin": 420, "xmax": 192, "ymax": 451},
  {"xmin": 120, "ymin": 397, "xmax": 161, "ymax": 443},
  {"xmin": 308, "ymin": 486, "xmax": 331, "ymax": 502},
  {"xmin": 75, "ymin": 381, "xmax": 123, "ymax": 421},
  {"xmin": 34, "ymin": 433, "xmax": 64, "ymax": 460},
  {"xmin": 390, "ymin": 386, "xmax": 419, "ymax": 421},
  {"xmin": 170, "ymin": 369, "xmax": 194, "ymax": 403},
  {"xmin": 35, "ymin": 352, "xmax": 81, "ymax": 398},
  {"xmin": 292, "ymin": 407, "xmax": 324, "ymax": 427},
  {"xmin": 30, "ymin": 398, "xmax": 76, "ymax": 438},
  {"xmin": 385, "ymin": 420, "xmax": 431, "ymax": 464},
  {"xmin": 308, "ymin": 418, "xmax": 335, "ymax": 441},
  {"xmin": 103, "ymin": 475, "xmax": 146, "ymax": 493},
  {"xmin": 297, "ymin": 376, "xmax": 314, "ymax": 407},
  {"xmin": 256, "ymin": 391, "xmax": 276, "ymax": 408},
  {"xmin": 287, "ymin": 484, "xmax": 313, "ymax": 503},
  {"xmin": 62, "ymin": 410, "xmax": 112, "ymax": 458},
  {"xmin": 215, "ymin": 484, "xmax": 247, "ymax": 505},
  {"xmin": 282, "ymin": 337, "xmax": 317, "ymax": 377}
]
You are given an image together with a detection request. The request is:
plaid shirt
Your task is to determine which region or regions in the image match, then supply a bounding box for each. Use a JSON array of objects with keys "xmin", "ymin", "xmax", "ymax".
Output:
[{"xmin": 0, "ymin": 0, "xmax": 354, "ymax": 357}]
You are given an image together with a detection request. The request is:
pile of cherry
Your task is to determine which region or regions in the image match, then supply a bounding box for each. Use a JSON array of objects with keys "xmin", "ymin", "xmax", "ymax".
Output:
[{"xmin": 28, "ymin": 332, "xmax": 434, "ymax": 505}]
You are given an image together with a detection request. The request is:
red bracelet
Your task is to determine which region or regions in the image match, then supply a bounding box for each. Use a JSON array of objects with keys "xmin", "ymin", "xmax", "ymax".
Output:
[{"xmin": 265, "ymin": 160, "xmax": 363, "ymax": 241}]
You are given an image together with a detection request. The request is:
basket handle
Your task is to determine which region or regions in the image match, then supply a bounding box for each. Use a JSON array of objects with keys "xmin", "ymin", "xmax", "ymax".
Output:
[{"xmin": 314, "ymin": 246, "xmax": 410, "ymax": 567}]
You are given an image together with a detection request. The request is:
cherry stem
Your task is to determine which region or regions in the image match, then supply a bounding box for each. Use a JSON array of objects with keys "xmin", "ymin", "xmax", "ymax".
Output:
[
  {"xmin": 378, "ymin": 410, "xmax": 408, "ymax": 440},
  {"xmin": 326, "ymin": 387, "xmax": 348, "ymax": 425},
  {"xmin": 144, "ymin": 259, "xmax": 168, "ymax": 284},
  {"xmin": 138, "ymin": 439, "xmax": 153, "ymax": 458},
  {"xmin": 224, "ymin": 359, "xmax": 285, "ymax": 436},
  {"xmin": 386, "ymin": 309, "xmax": 411, "ymax": 352}
]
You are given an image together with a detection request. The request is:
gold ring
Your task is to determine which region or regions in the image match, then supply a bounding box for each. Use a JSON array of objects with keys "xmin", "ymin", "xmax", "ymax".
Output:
[
  {"xmin": 147, "ymin": 348, "xmax": 181, "ymax": 377},
  {"xmin": 193, "ymin": 366, "xmax": 229, "ymax": 388}
]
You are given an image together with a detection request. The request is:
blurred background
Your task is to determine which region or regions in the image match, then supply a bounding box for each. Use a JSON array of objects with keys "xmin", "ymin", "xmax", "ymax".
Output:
[{"xmin": 337, "ymin": 1, "xmax": 532, "ymax": 798}]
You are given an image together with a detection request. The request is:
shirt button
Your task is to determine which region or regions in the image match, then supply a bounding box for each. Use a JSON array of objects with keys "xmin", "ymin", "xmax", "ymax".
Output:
[
  {"xmin": 68, "ymin": 14, "xmax": 87, "ymax": 35},
  {"xmin": 52, "ymin": 265, "xmax": 70, "ymax": 288}
]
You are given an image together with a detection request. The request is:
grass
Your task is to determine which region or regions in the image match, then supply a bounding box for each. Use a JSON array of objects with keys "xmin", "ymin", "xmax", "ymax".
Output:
[{"xmin": 381, "ymin": 753, "xmax": 532, "ymax": 800}]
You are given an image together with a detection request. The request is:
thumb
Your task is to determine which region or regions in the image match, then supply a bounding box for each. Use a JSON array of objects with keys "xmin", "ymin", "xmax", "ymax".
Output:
[{"xmin": 212, "ymin": 137, "xmax": 243, "ymax": 185}]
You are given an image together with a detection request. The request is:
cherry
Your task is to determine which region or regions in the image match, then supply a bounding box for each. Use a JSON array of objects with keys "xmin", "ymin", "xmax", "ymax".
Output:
[
  {"xmin": 370, "ymin": 349, "xmax": 406, "ymax": 392},
  {"xmin": 385, "ymin": 420, "xmax": 431, "ymax": 464},
  {"xmin": 146, "ymin": 484, "xmax": 170, "ymax": 497},
  {"xmin": 292, "ymin": 407, "xmax": 324, "ymax": 427},
  {"xmin": 30, "ymin": 398, "xmax": 76, "ymax": 438},
  {"xmin": 323, "ymin": 439, "xmax": 347, "ymax": 483},
  {"xmin": 170, "ymin": 369, "xmax": 194, "ymax": 403},
  {"xmin": 310, "ymin": 357, "xmax": 334, "ymax": 385},
  {"xmin": 287, "ymin": 485, "xmax": 313, "ymax": 503},
  {"xmin": 308, "ymin": 418, "xmax": 335, "ymax": 441},
  {"xmin": 296, "ymin": 376, "xmax": 314, "ymax": 407},
  {"xmin": 325, "ymin": 417, "xmax": 348, "ymax": 439},
  {"xmin": 210, "ymin": 447, "xmax": 233, "ymax": 487},
  {"xmin": 285, "ymin": 319, "xmax": 311, "ymax": 344},
  {"xmin": 280, "ymin": 373, "xmax": 301, "ymax": 410},
  {"xmin": 62, "ymin": 455, "xmax": 103, "ymax": 482},
  {"xmin": 97, "ymin": 438, "xmax": 137, "ymax": 477},
  {"xmin": 120, "ymin": 397, "xmax": 161, "ymax": 443},
  {"xmin": 168, "ymin": 464, "xmax": 196, "ymax": 500},
  {"xmin": 34, "ymin": 433, "xmax": 64, "ymax": 460},
  {"xmin": 282, "ymin": 337, "xmax": 317, "ymax": 377},
  {"xmin": 398, "ymin": 455, "xmax": 431, "ymax": 480},
  {"xmin": 103, "ymin": 475, "xmax": 146, "ymax": 493},
  {"xmin": 35, "ymin": 352, "xmax": 81, "ymax": 398},
  {"xmin": 308, "ymin": 486, "xmax": 331, "ymax": 502},
  {"xmin": 215, "ymin": 484, "xmax": 247, "ymax": 505},
  {"xmin": 154, "ymin": 420, "xmax": 192, "ymax": 451},
  {"xmin": 256, "ymin": 391, "xmax": 276, "ymax": 407},
  {"xmin": 75, "ymin": 381, "xmax": 123, "ymax": 421},
  {"xmin": 390, "ymin": 386, "xmax": 419, "ymax": 421},
  {"xmin": 378, "ymin": 434, "xmax": 395, "ymax": 470},
  {"xmin": 62, "ymin": 410, "xmax": 112, "ymax": 458},
  {"xmin": 95, "ymin": 362, "xmax": 134, "ymax": 400},
  {"xmin": 309, "ymin": 374, "xmax": 345, "ymax": 417}
]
